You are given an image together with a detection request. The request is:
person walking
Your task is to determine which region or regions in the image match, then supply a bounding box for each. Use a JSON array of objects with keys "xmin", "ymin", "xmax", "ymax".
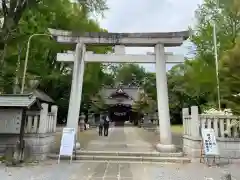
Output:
[
  {"xmin": 103, "ymin": 114, "xmax": 110, "ymax": 136},
  {"xmin": 99, "ymin": 115, "xmax": 104, "ymax": 136}
]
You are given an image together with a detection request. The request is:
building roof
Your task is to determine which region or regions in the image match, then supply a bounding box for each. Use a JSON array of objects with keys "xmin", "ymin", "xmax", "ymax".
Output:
[
  {"xmin": 109, "ymin": 87, "xmax": 133, "ymax": 100},
  {"xmin": 32, "ymin": 89, "xmax": 54, "ymax": 103},
  {"xmin": 0, "ymin": 94, "xmax": 37, "ymax": 108},
  {"xmin": 0, "ymin": 90, "xmax": 54, "ymax": 108},
  {"xmin": 12, "ymin": 83, "xmax": 54, "ymax": 103},
  {"xmin": 101, "ymin": 86, "xmax": 142, "ymax": 101}
]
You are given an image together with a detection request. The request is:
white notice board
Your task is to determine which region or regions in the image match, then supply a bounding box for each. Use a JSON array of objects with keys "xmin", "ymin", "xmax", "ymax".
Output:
[
  {"xmin": 201, "ymin": 128, "xmax": 219, "ymax": 156},
  {"xmin": 58, "ymin": 128, "xmax": 75, "ymax": 162}
]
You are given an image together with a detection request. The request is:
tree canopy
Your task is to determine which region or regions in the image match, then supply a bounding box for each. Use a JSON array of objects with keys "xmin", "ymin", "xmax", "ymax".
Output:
[
  {"xmin": 0, "ymin": 0, "xmax": 239, "ymax": 125},
  {"xmin": 0, "ymin": 0, "xmax": 110, "ymax": 121}
]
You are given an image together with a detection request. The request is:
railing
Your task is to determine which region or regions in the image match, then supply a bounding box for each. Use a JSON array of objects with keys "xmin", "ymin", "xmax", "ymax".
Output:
[
  {"xmin": 24, "ymin": 104, "xmax": 58, "ymax": 134},
  {"xmin": 183, "ymin": 106, "xmax": 240, "ymax": 138},
  {"xmin": 183, "ymin": 115, "xmax": 191, "ymax": 135},
  {"xmin": 25, "ymin": 111, "xmax": 40, "ymax": 133},
  {"xmin": 199, "ymin": 115, "xmax": 240, "ymax": 138}
]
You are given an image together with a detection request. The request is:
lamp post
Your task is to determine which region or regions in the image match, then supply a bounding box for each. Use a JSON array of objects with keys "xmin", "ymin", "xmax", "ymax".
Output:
[
  {"xmin": 20, "ymin": 34, "xmax": 53, "ymax": 94},
  {"xmin": 213, "ymin": 0, "xmax": 221, "ymax": 110}
]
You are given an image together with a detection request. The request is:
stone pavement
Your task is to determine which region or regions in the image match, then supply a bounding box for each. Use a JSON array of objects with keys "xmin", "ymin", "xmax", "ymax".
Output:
[
  {"xmin": 84, "ymin": 126, "xmax": 155, "ymax": 152},
  {"xmin": 0, "ymin": 126, "xmax": 239, "ymax": 179},
  {"xmin": 0, "ymin": 161, "xmax": 238, "ymax": 180}
]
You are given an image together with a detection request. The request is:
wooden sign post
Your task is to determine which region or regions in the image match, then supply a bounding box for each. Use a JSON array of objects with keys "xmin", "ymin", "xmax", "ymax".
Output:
[
  {"xmin": 200, "ymin": 128, "xmax": 220, "ymax": 166},
  {"xmin": 58, "ymin": 128, "xmax": 76, "ymax": 164}
]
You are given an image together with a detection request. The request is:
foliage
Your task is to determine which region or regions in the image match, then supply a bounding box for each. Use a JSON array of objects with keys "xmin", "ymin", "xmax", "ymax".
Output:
[
  {"xmin": 165, "ymin": 0, "xmax": 240, "ymax": 124},
  {"xmin": 0, "ymin": 0, "xmax": 112, "ymax": 122},
  {"xmin": 115, "ymin": 64, "xmax": 146, "ymax": 85},
  {"xmin": 1, "ymin": 0, "xmax": 240, "ymax": 126},
  {"xmin": 90, "ymin": 93, "xmax": 107, "ymax": 113},
  {"xmin": 132, "ymin": 91, "xmax": 156, "ymax": 114},
  {"xmin": 220, "ymin": 38, "xmax": 240, "ymax": 114},
  {"xmin": 77, "ymin": 0, "xmax": 108, "ymax": 17}
]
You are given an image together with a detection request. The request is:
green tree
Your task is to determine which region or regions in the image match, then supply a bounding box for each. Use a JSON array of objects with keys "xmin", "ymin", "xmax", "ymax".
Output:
[
  {"xmin": 220, "ymin": 38, "xmax": 240, "ymax": 114},
  {"xmin": 1, "ymin": 0, "xmax": 112, "ymax": 122},
  {"xmin": 165, "ymin": 0, "xmax": 240, "ymax": 122},
  {"xmin": 142, "ymin": 72, "xmax": 156, "ymax": 100},
  {"xmin": 115, "ymin": 64, "xmax": 146, "ymax": 86},
  {"xmin": 0, "ymin": 0, "xmax": 108, "ymax": 91}
]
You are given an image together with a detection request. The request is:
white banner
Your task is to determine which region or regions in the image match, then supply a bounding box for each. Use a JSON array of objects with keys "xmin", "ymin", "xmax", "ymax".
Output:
[
  {"xmin": 201, "ymin": 128, "xmax": 219, "ymax": 156},
  {"xmin": 59, "ymin": 128, "xmax": 75, "ymax": 156}
]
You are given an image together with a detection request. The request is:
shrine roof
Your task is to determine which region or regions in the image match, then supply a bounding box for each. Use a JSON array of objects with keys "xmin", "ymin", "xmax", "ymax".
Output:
[
  {"xmin": 109, "ymin": 88, "xmax": 131, "ymax": 98},
  {"xmin": 49, "ymin": 28, "xmax": 189, "ymax": 47},
  {"xmin": 0, "ymin": 94, "xmax": 37, "ymax": 108},
  {"xmin": 100, "ymin": 85, "xmax": 141, "ymax": 101},
  {"xmin": 32, "ymin": 89, "xmax": 54, "ymax": 103},
  {"xmin": 0, "ymin": 90, "xmax": 54, "ymax": 108}
]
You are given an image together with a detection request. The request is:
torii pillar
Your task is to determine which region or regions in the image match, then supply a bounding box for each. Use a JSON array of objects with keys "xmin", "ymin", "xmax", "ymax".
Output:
[
  {"xmin": 66, "ymin": 43, "xmax": 85, "ymax": 149},
  {"xmin": 155, "ymin": 44, "xmax": 175, "ymax": 152}
]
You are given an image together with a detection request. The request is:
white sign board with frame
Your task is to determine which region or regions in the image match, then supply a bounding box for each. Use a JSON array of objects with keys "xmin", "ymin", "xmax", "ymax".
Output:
[
  {"xmin": 58, "ymin": 128, "xmax": 76, "ymax": 163},
  {"xmin": 201, "ymin": 128, "xmax": 219, "ymax": 156}
]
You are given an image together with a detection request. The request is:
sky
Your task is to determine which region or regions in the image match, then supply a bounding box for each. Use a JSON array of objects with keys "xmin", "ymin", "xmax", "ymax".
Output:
[{"xmin": 98, "ymin": 0, "xmax": 203, "ymax": 72}]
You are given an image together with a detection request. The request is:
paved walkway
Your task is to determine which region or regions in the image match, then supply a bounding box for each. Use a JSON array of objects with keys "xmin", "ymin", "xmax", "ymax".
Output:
[
  {"xmin": 85, "ymin": 126, "xmax": 155, "ymax": 152},
  {"xmin": 0, "ymin": 161, "xmax": 237, "ymax": 180},
  {"xmin": 0, "ymin": 126, "xmax": 239, "ymax": 180}
]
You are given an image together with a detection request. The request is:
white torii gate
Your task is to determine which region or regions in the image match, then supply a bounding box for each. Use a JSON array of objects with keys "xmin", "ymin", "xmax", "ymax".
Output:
[{"xmin": 49, "ymin": 29, "xmax": 189, "ymax": 152}]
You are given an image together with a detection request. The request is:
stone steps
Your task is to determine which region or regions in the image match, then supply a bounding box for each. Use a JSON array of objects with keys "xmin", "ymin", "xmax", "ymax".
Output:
[
  {"xmin": 77, "ymin": 150, "xmax": 184, "ymax": 157},
  {"xmin": 48, "ymin": 150, "xmax": 191, "ymax": 163}
]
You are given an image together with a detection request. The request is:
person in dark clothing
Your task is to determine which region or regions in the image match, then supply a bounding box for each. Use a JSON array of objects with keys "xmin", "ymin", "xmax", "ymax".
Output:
[
  {"xmin": 99, "ymin": 116, "xmax": 104, "ymax": 136},
  {"xmin": 103, "ymin": 115, "xmax": 110, "ymax": 136}
]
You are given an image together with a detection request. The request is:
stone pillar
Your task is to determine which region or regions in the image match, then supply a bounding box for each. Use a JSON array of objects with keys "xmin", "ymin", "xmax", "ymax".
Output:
[
  {"xmin": 66, "ymin": 43, "xmax": 86, "ymax": 149},
  {"xmin": 154, "ymin": 43, "xmax": 175, "ymax": 152},
  {"xmin": 79, "ymin": 113, "xmax": 85, "ymax": 131},
  {"xmin": 39, "ymin": 103, "xmax": 49, "ymax": 133},
  {"xmin": 190, "ymin": 106, "xmax": 200, "ymax": 138},
  {"xmin": 51, "ymin": 105, "xmax": 58, "ymax": 132},
  {"xmin": 182, "ymin": 108, "xmax": 189, "ymax": 135}
]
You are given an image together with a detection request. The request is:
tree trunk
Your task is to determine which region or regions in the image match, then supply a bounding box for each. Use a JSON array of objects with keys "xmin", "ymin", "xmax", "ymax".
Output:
[
  {"xmin": 0, "ymin": 44, "xmax": 7, "ymax": 93},
  {"xmin": 13, "ymin": 44, "xmax": 22, "ymax": 94}
]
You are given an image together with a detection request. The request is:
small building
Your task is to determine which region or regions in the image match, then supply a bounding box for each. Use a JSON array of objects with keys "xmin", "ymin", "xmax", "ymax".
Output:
[
  {"xmin": 0, "ymin": 91, "xmax": 58, "ymax": 161},
  {"xmin": 89, "ymin": 84, "xmax": 150, "ymax": 126}
]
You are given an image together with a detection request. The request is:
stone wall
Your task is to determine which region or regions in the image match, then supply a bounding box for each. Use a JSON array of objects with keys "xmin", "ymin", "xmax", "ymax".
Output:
[
  {"xmin": 183, "ymin": 106, "xmax": 240, "ymax": 159},
  {"xmin": 0, "ymin": 103, "xmax": 58, "ymax": 161},
  {"xmin": 0, "ymin": 133, "xmax": 55, "ymax": 161}
]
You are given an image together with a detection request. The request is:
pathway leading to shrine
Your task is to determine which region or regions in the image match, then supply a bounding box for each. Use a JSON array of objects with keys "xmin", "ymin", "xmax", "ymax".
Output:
[
  {"xmin": 1, "ymin": 126, "xmax": 239, "ymax": 179},
  {"xmin": 85, "ymin": 125, "xmax": 155, "ymax": 152}
]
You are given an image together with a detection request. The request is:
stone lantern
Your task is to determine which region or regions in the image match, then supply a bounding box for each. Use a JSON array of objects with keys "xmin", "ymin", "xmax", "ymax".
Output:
[{"xmin": 79, "ymin": 113, "xmax": 85, "ymax": 131}]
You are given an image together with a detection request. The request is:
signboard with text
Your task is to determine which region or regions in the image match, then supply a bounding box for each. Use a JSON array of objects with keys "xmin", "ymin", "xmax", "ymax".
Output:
[
  {"xmin": 201, "ymin": 128, "xmax": 219, "ymax": 156},
  {"xmin": 58, "ymin": 128, "xmax": 75, "ymax": 163}
]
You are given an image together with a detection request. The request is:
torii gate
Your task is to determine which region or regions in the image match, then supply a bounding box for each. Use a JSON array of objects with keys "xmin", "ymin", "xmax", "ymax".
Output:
[{"xmin": 49, "ymin": 29, "xmax": 189, "ymax": 152}]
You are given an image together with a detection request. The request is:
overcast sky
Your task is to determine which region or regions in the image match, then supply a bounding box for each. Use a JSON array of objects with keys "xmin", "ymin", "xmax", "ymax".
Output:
[{"xmin": 98, "ymin": 0, "xmax": 203, "ymax": 71}]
